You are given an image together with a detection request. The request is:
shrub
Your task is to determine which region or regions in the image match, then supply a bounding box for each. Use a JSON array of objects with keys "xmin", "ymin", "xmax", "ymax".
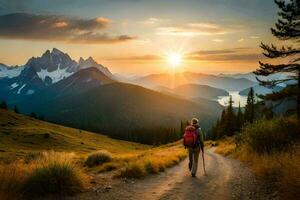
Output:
[
  {"xmin": 98, "ymin": 163, "xmax": 118, "ymax": 173},
  {"xmin": 119, "ymin": 163, "xmax": 146, "ymax": 179},
  {"xmin": 241, "ymin": 117, "xmax": 300, "ymax": 153},
  {"xmin": 22, "ymin": 161, "xmax": 86, "ymax": 197},
  {"xmin": 85, "ymin": 150, "xmax": 112, "ymax": 167},
  {"xmin": 0, "ymin": 151, "xmax": 88, "ymax": 199}
]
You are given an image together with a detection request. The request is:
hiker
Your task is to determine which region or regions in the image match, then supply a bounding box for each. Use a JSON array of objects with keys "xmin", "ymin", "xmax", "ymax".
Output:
[{"xmin": 183, "ymin": 118, "xmax": 205, "ymax": 177}]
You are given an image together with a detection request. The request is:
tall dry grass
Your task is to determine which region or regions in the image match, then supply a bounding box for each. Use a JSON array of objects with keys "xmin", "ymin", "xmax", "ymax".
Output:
[
  {"xmin": 238, "ymin": 145, "xmax": 300, "ymax": 199},
  {"xmin": 0, "ymin": 151, "xmax": 88, "ymax": 199},
  {"xmin": 85, "ymin": 150, "xmax": 112, "ymax": 167},
  {"xmin": 0, "ymin": 162, "xmax": 29, "ymax": 199},
  {"xmin": 117, "ymin": 144, "xmax": 186, "ymax": 178},
  {"xmin": 234, "ymin": 116, "xmax": 300, "ymax": 200},
  {"xmin": 214, "ymin": 137, "xmax": 236, "ymax": 156}
]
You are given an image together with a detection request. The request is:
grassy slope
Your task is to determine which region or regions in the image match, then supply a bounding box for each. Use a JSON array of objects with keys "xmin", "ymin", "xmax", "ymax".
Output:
[
  {"xmin": 0, "ymin": 108, "xmax": 149, "ymax": 163},
  {"xmin": 0, "ymin": 101, "xmax": 188, "ymax": 199},
  {"xmin": 0, "ymin": 109, "xmax": 187, "ymax": 176}
]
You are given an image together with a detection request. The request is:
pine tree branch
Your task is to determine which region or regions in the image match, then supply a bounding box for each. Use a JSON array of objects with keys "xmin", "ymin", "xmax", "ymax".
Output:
[
  {"xmin": 263, "ymin": 85, "xmax": 298, "ymax": 101},
  {"xmin": 272, "ymin": 0, "xmax": 300, "ymax": 40},
  {"xmin": 254, "ymin": 62, "xmax": 300, "ymax": 76},
  {"xmin": 260, "ymin": 43, "xmax": 300, "ymax": 58},
  {"xmin": 255, "ymin": 77, "xmax": 294, "ymax": 88}
]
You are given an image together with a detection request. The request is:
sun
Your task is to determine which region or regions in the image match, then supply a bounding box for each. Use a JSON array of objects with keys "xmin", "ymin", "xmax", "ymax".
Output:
[{"xmin": 167, "ymin": 53, "xmax": 182, "ymax": 67}]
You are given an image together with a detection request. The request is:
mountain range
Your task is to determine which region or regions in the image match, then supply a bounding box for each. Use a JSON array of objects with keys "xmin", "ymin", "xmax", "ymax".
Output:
[
  {"xmin": 0, "ymin": 48, "xmax": 224, "ymax": 143},
  {"xmin": 132, "ymin": 72, "xmax": 257, "ymax": 91}
]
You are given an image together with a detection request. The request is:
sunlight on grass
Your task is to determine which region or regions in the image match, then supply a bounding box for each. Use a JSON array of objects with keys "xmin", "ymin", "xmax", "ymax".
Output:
[
  {"xmin": 214, "ymin": 137, "xmax": 236, "ymax": 156},
  {"xmin": 0, "ymin": 151, "xmax": 88, "ymax": 199},
  {"xmin": 116, "ymin": 142, "xmax": 187, "ymax": 178}
]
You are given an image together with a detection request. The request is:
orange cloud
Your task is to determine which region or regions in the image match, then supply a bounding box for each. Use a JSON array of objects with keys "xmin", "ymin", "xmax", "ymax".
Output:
[
  {"xmin": 96, "ymin": 17, "xmax": 111, "ymax": 24},
  {"xmin": 52, "ymin": 21, "xmax": 68, "ymax": 28}
]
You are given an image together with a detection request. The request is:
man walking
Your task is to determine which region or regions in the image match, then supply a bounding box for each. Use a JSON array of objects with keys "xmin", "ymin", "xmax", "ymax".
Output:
[{"xmin": 183, "ymin": 118, "xmax": 204, "ymax": 177}]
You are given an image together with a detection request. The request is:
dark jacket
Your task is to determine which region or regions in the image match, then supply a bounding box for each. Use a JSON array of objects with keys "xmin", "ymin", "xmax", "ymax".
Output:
[{"xmin": 193, "ymin": 124, "xmax": 204, "ymax": 148}]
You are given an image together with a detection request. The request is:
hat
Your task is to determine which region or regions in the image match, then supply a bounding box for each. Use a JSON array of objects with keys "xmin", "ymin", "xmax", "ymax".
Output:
[{"xmin": 191, "ymin": 118, "xmax": 199, "ymax": 125}]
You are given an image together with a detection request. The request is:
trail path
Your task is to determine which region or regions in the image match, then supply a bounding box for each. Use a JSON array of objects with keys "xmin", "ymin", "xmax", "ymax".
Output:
[{"xmin": 70, "ymin": 148, "xmax": 273, "ymax": 200}]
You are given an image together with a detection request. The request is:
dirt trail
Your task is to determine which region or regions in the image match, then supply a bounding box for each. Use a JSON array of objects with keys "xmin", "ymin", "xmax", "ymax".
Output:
[{"xmin": 70, "ymin": 148, "xmax": 272, "ymax": 200}]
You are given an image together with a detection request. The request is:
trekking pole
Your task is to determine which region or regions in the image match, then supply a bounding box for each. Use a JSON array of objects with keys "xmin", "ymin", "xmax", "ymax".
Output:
[{"xmin": 201, "ymin": 149, "xmax": 206, "ymax": 175}]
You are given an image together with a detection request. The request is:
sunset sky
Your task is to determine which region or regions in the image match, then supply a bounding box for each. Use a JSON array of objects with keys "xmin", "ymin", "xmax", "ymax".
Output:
[{"xmin": 0, "ymin": 0, "xmax": 280, "ymax": 75}]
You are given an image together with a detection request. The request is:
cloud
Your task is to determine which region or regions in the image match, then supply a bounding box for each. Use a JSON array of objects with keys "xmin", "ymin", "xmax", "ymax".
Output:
[
  {"xmin": 141, "ymin": 17, "xmax": 170, "ymax": 25},
  {"xmin": 0, "ymin": 13, "xmax": 136, "ymax": 44},
  {"xmin": 250, "ymin": 36, "xmax": 260, "ymax": 39},
  {"xmin": 106, "ymin": 47, "xmax": 263, "ymax": 63},
  {"xmin": 155, "ymin": 22, "xmax": 244, "ymax": 37},
  {"xmin": 212, "ymin": 39, "xmax": 224, "ymax": 42},
  {"xmin": 106, "ymin": 54, "xmax": 162, "ymax": 61},
  {"xmin": 187, "ymin": 48, "xmax": 263, "ymax": 61},
  {"xmin": 238, "ymin": 38, "xmax": 244, "ymax": 42}
]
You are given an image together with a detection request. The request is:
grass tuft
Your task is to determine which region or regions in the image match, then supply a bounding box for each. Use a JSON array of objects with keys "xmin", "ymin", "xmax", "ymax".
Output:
[
  {"xmin": 85, "ymin": 150, "xmax": 112, "ymax": 167},
  {"xmin": 214, "ymin": 137, "xmax": 236, "ymax": 156},
  {"xmin": 119, "ymin": 163, "xmax": 146, "ymax": 179},
  {"xmin": 0, "ymin": 151, "xmax": 88, "ymax": 199}
]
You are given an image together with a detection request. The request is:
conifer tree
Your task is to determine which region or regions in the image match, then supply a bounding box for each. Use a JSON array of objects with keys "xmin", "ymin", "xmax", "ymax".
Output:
[
  {"xmin": 218, "ymin": 109, "xmax": 227, "ymax": 138},
  {"xmin": 245, "ymin": 88, "xmax": 255, "ymax": 123},
  {"xmin": 31, "ymin": 112, "xmax": 37, "ymax": 119},
  {"xmin": 254, "ymin": 0, "xmax": 300, "ymax": 117},
  {"xmin": 14, "ymin": 105, "xmax": 19, "ymax": 113},
  {"xmin": 0, "ymin": 100, "xmax": 7, "ymax": 110},
  {"xmin": 236, "ymin": 102, "xmax": 244, "ymax": 131},
  {"xmin": 225, "ymin": 95, "xmax": 236, "ymax": 136}
]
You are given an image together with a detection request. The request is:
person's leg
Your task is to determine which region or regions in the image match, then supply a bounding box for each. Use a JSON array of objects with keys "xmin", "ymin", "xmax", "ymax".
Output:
[
  {"xmin": 188, "ymin": 148, "xmax": 193, "ymax": 171},
  {"xmin": 191, "ymin": 147, "xmax": 200, "ymax": 176}
]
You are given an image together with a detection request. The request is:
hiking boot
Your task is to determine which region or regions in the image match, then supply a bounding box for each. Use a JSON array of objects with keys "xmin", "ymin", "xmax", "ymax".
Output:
[{"xmin": 191, "ymin": 173, "xmax": 196, "ymax": 177}]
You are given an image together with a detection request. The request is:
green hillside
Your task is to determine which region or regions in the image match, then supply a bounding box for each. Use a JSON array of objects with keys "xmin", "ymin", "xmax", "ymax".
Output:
[
  {"xmin": 0, "ymin": 108, "xmax": 187, "ymax": 199},
  {"xmin": 0, "ymin": 108, "xmax": 148, "ymax": 163},
  {"xmin": 30, "ymin": 82, "xmax": 222, "ymax": 144}
]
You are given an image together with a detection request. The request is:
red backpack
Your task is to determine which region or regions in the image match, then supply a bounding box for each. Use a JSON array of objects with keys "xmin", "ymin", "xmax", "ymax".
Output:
[{"xmin": 183, "ymin": 125, "xmax": 197, "ymax": 147}]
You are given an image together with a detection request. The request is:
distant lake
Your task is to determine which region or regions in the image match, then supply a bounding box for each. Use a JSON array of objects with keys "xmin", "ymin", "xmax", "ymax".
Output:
[{"xmin": 217, "ymin": 91, "xmax": 247, "ymax": 107}]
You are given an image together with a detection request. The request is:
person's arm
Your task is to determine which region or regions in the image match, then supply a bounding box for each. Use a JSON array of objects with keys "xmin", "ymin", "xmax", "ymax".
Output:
[{"xmin": 197, "ymin": 128, "xmax": 204, "ymax": 143}]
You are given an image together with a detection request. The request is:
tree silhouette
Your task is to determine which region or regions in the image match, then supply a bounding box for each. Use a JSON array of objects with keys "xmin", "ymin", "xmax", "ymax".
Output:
[
  {"xmin": 236, "ymin": 102, "xmax": 244, "ymax": 131},
  {"xmin": 31, "ymin": 112, "xmax": 37, "ymax": 119},
  {"xmin": 0, "ymin": 100, "xmax": 7, "ymax": 110},
  {"xmin": 225, "ymin": 95, "xmax": 236, "ymax": 136},
  {"xmin": 14, "ymin": 105, "xmax": 19, "ymax": 113},
  {"xmin": 245, "ymin": 88, "xmax": 255, "ymax": 123},
  {"xmin": 254, "ymin": 0, "xmax": 300, "ymax": 117}
]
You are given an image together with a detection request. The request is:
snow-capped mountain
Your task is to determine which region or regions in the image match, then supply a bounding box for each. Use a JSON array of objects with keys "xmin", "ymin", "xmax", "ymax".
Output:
[
  {"xmin": 0, "ymin": 48, "xmax": 114, "ymax": 85},
  {"xmin": 0, "ymin": 66, "xmax": 46, "ymax": 103},
  {"xmin": 0, "ymin": 63, "xmax": 25, "ymax": 78},
  {"xmin": 79, "ymin": 56, "xmax": 113, "ymax": 79},
  {"xmin": 0, "ymin": 48, "xmax": 115, "ymax": 103},
  {"xmin": 19, "ymin": 67, "xmax": 115, "ymax": 106},
  {"xmin": 26, "ymin": 48, "xmax": 79, "ymax": 84}
]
